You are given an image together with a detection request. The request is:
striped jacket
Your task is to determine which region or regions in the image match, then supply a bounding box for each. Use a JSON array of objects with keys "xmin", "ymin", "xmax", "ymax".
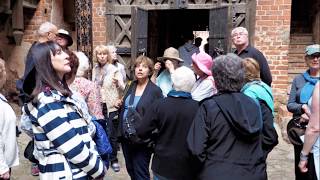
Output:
[{"xmin": 24, "ymin": 89, "xmax": 105, "ymax": 180}]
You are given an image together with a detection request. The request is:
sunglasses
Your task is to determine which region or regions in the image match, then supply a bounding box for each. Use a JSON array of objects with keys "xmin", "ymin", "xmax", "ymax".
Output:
[{"xmin": 306, "ymin": 54, "xmax": 320, "ymax": 60}]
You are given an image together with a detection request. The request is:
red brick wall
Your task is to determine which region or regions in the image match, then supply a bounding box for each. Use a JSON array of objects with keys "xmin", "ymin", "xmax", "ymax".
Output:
[
  {"xmin": 92, "ymin": 0, "xmax": 107, "ymax": 47},
  {"xmin": 254, "ymin": 0, "xmax": 292, "ymax": 120},
  {"xmin": 23, "ymin": 0, "xmax": 52, "ymax": 43}
]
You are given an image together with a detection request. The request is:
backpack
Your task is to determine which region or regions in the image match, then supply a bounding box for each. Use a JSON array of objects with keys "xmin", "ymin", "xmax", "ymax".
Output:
[{"xmin": 92, "ymin": 120, "xmax": 112, "ymax": 168}]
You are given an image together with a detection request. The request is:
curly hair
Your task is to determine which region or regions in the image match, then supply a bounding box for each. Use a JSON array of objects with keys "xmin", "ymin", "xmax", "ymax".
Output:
[{"xmin": 212, "ymin": 53, "xmax": 245, "ymax": 92}]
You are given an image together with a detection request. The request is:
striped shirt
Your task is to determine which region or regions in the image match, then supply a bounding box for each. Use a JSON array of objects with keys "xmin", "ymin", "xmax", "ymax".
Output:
[{"xmin": 25, "ymin": 89, "xmax": 105, "ymax": 179}]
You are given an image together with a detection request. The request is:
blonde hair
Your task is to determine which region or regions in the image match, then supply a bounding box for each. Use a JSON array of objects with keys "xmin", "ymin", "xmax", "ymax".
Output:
[
  {"xmin": 93, "ymin": 45, "xmax": 108, "ymax": 64},
  {"xmin": 242, "ymin": 58, "xmax": 261, "ymax": 82},
  {"xmin": 106, "ymin": 44, "xmax": 117, "ymax": 63}
]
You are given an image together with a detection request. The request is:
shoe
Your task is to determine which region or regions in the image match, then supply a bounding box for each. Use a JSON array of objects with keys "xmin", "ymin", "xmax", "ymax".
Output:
[
  {"xmin": 31, "ymin": 163, "xmax": 40, "ymax": 176},
  {"xmin": 111, "ymin": 162, "xmax": 120, "ymax": 172}
]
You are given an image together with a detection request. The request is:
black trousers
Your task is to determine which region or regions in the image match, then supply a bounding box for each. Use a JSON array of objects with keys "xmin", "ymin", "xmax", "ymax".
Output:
[
  {"xmin": 121, "ymin": 141, "xmax": 152, "ymax": 180},
  {"xmin": 293, "ymin": 144, "xmax": 317, "ymax": 180},
  {"xmin": 107, "ymin": 111, "xmax": 120, "ymax": 163}
]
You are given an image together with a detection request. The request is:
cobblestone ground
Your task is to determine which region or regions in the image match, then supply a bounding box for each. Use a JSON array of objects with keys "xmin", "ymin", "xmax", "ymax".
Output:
[{"xmin": 10, "ymin": 103, "xmax": 294, "ymax": 180}]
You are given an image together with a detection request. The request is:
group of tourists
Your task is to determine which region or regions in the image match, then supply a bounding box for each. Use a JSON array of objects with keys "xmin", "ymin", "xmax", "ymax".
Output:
[{"xmin": 0, "ymin": 20, "xmax": 318, "ymax": 180}]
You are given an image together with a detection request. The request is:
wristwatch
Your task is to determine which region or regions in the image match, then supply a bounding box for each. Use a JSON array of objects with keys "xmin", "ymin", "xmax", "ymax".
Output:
[{"xmin": 300, "ymin": 152, "xmax": 309, "ymax": 161}]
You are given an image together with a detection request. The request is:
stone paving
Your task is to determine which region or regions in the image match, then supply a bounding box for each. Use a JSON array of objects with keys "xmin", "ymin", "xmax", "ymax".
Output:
[{"xmin": 10, "ymin": 103, "xmax": 294, "ymax": 180}]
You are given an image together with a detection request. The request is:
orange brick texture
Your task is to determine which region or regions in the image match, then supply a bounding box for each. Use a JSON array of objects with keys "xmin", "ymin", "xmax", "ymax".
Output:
[
  {"xmin": 92, "ymin": 0, "xmax": 107, "ymax": 47},
  {"xmin": 255, "ymin": 0, "xmax": 292, "ymax": 121},
  {"xmin": 23, "ymin": 0, "xmax": 52, "ymax": 43}
]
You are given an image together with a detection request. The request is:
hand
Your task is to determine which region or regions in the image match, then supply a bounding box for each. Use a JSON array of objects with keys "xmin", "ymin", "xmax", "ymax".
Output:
[
  {"xmin": 112, "ymin": 78, "xmax": 119, "ymax": 88},
  {"xmin": 165, "ymin": 60, "xmax": 175, "ymax": 74},
  {"xmin": 302, "ymin": 104, "xmax": 311, "ymax": 117},
  {"xmin": 0, "ymin": 171, "xmax": 10, "ymax": 179},
  {"xmin": 154, "ymin": 62, "xmax": 161, "ymax": 71},
  {"xmin": 299, "ymin": 159, "xmax": 308, "ymax": 173},
  {"xmin": 300, "ymin": 113, "xmax": 310, "ymax": 123},
  {"xmin": 114, "ymin": 99, "xmax": 123, "ymax": 109}
]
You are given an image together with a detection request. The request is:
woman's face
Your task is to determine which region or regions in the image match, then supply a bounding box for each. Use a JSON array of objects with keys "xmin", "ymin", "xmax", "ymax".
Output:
[
  {"xmin": 109, "ymin": 47, "xmax": 117, "ymax": 62},
  {"xmin": 97, "ymin": 52, "xmax": 108, "ymax": 65},
  {"xmin": 135, "ymin": 62, "xmax": 150, "ymax": 80},
  {"xmin": 51, "ymin": 47, "xmax": 70, "ymax": 79},
  {"xmin": 192, "ymin": 62, "xmax": 205, "ymax": 77},
  {"xmin": 56, "ymin": 36, "xmax": 68, "ymax": 48},
  {"xmin": 306, "ymin": 54, "xmax": 320, "ymax": 71}
]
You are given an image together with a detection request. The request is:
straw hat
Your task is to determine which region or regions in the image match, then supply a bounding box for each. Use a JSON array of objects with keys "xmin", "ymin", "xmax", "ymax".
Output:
[{"xmin": 157, "ymin": 47, "xmax": 184, "ymax": 62}]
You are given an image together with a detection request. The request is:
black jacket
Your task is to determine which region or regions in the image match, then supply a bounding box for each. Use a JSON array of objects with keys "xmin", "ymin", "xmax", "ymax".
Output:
[
  {"xmin": 16, "ymin": 42, "xmax": 38, "ymax": 104},
  {"xmin": 118, "ymin": 80, "xmax": 163, "ymax": 139},
  {"xmin": 137, "ymin": 96, "xmax": 200, "ymax": 180},
  {"xmin": 260, "ymin": 100, "xmax": 278, "ymax": 158},
  {"xmin": 187, "ymin": 92, "xmax": 267, "ymax": 180},
  {"xmin": 235, "ymin": 45, "xmax": 273, "ymax": 86}
]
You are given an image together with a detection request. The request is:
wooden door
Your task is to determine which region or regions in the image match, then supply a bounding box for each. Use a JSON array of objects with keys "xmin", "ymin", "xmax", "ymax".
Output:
[
  {"xmin": 208, "ymin": 6, "xmax": 231, "ymax": 57},
  {"xmin": 131, "ymin": 7, "xmax": 148, "ymax": 60}
]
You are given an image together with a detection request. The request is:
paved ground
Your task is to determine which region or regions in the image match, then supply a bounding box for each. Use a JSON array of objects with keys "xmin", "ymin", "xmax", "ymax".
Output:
[{"xmin": 10, "ymin": 102, "xmax": 295, "ymax": 180}]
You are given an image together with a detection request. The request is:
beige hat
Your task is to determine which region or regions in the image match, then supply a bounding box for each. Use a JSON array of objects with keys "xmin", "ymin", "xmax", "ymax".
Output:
[{"xmin": 157, "ymin": 47, "xmax": 184, "ymax": 62}]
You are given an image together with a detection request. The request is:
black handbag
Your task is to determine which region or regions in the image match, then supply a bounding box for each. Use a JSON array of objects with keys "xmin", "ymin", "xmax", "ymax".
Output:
[
  {"xmin": 24, "ymin": 140, "xmax": 39, "ymax": 163},
  {"xmin": 287, "ymin": 117, "xmax": 306, "ymax": 146},
  {"xmin": 122, "ymin": 84, "xmax": 155, "ymax": 147},
  {"xmin": 122, "ymin": 84, "xmax": 143, "ymax": 143}
]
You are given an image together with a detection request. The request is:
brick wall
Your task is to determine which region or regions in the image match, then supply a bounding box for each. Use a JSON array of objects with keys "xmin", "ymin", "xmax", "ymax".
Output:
[
  {"xmin": 254, "ymin": 0, "xmax": 292, "ymax": 121},
  {"xmin": 23, "ymin": 0, "xmax": 52, "ymax": 43},
  {"xmin": 92, "ymin": 0, "xmax": 107, "ymax": 47}
]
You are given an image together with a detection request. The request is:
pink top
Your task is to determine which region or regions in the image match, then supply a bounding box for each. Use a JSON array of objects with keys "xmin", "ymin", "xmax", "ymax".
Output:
[{"xmin": 70, "ymin": 77, "xmax": 104, "ymax": 120}]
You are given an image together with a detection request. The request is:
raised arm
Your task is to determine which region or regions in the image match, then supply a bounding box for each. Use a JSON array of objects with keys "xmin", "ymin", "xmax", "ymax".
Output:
[{"xmin": 299, "ymin": 82, "xmax": 320, "ymax": 172}]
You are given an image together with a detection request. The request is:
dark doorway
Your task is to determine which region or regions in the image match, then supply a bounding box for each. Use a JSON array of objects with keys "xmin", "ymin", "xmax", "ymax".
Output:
[
  {"xmin": 148, "ymin": 9, "xmax": 209, "ymax": 59},
  {"xmin": 290, "ymin": 0, "xmax": 319, "ymax": 34},
  {"xmin": 131, "ymin": 6, "xmax": 231, "ymax": 61}
]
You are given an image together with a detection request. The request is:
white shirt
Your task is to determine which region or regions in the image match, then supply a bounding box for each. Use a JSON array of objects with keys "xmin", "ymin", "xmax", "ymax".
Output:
[
  {"xmin": 191, "ymin": 76, "xmax": 217, "ymax": 101},
  {"xmin": 0, "ymin": 94, "xmax": 19, "ymax": 175}
]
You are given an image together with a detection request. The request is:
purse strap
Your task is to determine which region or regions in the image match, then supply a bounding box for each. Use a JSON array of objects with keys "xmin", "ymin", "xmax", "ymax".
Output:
[{"xmin": 129, "ymin": 83, "xmax": 137, "ymax": 107}]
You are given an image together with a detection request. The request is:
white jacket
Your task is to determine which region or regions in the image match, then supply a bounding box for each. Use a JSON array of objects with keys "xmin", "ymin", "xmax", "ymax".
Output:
[{"xmin": 0, "ymin": 94, "xmax": 19, "ymax": 175}]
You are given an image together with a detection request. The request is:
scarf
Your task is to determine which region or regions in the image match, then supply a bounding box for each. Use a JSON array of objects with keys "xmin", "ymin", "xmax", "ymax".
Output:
[
  {"xmin": 167, "ymin": 90, "xmax": 192, "ymax": 99},
  {"xmin": 300, "ymin": 71, "xmax": 319, "ymax": 103}
]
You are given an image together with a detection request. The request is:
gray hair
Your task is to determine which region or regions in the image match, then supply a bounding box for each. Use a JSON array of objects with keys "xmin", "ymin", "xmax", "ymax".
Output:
[
  {"xmin": 37, "ymin": 22, "xmax": 57, "ymax": 36},
  {"xmin": 212, "ymin": 53, "xmax": 245, "ymax": 92},
  {"xmin": 74, "ymin": 51, "xmax": 90, "ymax": 77},
  {"xmin": 172, "ymin": 66, "xmax": 196, "ymax": 93},
  {"xmin": 231, "ymin": 27, "xmax": 248, "ymax": 37}
]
